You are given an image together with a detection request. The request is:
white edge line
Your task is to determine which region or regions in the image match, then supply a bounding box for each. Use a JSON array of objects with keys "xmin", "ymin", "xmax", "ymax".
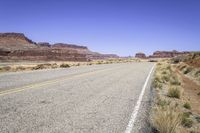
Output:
[{"xmin": 124, "ymin": 64, "xmax": 155, "ymax": 133}]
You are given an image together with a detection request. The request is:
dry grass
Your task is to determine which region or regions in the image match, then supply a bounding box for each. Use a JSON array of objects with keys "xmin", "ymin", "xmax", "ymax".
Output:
[
  {"xmin": 170, "ymin": 75, "xmax": 181, "ymax": 86},
  {"xmin": 0, "ymin": 66, "xmax": 12, "ymax": 72},
  {"xmin": 153, "ymin": 76, "xmax": 163, "ymax": 89},
  {"xmin": 181, "ymin": 112, "xmax": 193, "ymax": 128},
  {"xmin": 157, "ymin": 98, "xmax": 170, "ymax": 108},
  {"xmin": 152, "ymin": 106, "xmax": 182, "ymax": 133},
  {"xmin": 151, "ymin": 62, "xmax": 183, "ymax": 132},
  {"xmin": 0, "ymin": 58, "xmax": 141, "ymax": 73},
  {"xmin": 15, "ymin": 66, "xmax": 26, "ymax": 71},
  {"xmin": 162, "ymin": 74, "xmax": 170, "ymax": 82},
  {"xmin": 32, "ymin": 63, "xmax": 53, "ymax": 70},
  {"xmin": 168, "ymin": 86, "xmax": 181, "ymax": 99}
]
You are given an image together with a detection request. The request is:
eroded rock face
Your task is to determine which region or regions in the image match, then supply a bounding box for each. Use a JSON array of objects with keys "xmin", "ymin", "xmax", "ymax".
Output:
[
  {"xmin": 0, "ymin": 33, "xmax": 37, "ymax": 50},
  {"xmin": 0, "ymin": 33, "xmax": 36, "ymax": 44},
  {"xmin": 0, "ymin": 32, "xmax": 118, "ymax": 61}
]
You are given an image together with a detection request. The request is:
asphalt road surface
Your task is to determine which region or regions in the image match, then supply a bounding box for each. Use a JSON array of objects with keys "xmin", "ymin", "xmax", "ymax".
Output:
[{"xmin": 0, "ymin": 62, "xmax": 155, "ymax": 133}]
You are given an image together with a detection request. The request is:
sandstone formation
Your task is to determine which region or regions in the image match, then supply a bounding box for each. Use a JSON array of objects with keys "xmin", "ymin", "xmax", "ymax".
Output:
[
  {"xmin": 135, "ymin": 50, "xmax": 190, "ymax": 59},
  {"xmin": 0, "ymin": 33, "xmax": 36, "ymax": 50},
  {"xmin": 135, "ymin": 52, "xmax": 146, "ymax": 58},
  {"xmin": 0, "ymin": 33, "xmax": 119, "ymax": 61},
  {"xmin": 36, "ymin": 42, "xmax": 51, "ymax": 47},
  {"xmin": 149, "ymin": 50, "xmax": 190, "ymax": 58}
]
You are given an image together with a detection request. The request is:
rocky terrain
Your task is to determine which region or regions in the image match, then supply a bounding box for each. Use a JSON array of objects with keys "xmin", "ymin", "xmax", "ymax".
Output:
[
  {"xmin": 149, "ymin": 50, "xmax": 190, "ymax": 58},
  {"xmin": 0, "ymin": 33, "xmax": 118, "ymax": 61}
]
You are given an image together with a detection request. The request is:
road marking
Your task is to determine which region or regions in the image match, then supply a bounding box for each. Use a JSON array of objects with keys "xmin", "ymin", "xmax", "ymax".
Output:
[
  {"xmin": 124, "ymin": 64, "xmax": 155, "ymax": 133},
  {"xmin": 0, "ymin": 67, "xmax": 117, "ymax": 96}
]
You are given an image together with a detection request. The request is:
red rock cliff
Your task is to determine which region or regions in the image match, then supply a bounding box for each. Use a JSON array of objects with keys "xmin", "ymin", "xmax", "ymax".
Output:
[{"xmin": 0, "ymin": 32, "xmax": 118, "ymax": 61}]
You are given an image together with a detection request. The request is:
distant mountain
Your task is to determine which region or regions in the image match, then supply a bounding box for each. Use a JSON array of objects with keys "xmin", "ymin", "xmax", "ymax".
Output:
[{"xmin": 0, "ymin": 32, "xmax": 118, "ymax": 61}]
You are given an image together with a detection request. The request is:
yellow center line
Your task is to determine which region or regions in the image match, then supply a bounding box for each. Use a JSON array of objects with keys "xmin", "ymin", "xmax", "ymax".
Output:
[{"xmin": 0, "ymin": 67, "xmax": 115, "ymax": 96}]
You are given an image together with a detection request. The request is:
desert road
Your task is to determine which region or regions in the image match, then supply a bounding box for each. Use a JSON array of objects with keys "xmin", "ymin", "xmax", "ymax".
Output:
[{"xmin": 0, "ymin": 62, "xmax": 155, "ymax": 133}]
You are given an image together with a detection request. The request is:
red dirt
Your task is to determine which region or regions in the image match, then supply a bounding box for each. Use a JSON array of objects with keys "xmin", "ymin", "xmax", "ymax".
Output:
[{"xmin": 177, "ymin": 69, "xmax": 200, "ymax": 114}]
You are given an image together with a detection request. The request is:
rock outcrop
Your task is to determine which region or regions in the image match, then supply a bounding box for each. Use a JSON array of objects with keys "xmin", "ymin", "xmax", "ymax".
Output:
[
  {"xmin": 135, "ymin": 50, "xmax": 190, "ymax": 59},
  {"xmin": 0, "ymin": 32, "xmax": 119, "ymax": 61},
  {"xmin": 135, "ymin": 52, "xmax": 146, "ymax": 58},
  {"xmin": 149, "ymin": 50, "xmax": 190, "ymax": 58},
  {"xmin": 0, "ymin": 33, "xmax": 36, "ymax": 50}
]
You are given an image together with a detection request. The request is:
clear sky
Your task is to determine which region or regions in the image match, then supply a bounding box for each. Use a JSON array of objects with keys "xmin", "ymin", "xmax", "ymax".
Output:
[{"xmin": 0, "ymin": 0, "xmax": 200, "ymax": 56}]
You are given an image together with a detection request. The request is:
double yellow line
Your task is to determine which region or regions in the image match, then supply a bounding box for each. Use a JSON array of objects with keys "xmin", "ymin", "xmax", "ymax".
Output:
[{"xmin": 0, "ymin": 67, "xmax": 115, "ymax": 96}]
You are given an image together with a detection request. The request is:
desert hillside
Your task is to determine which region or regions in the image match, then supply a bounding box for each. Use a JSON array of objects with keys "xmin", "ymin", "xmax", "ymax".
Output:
[{"xmin": 0, "ymin": 33, "xmax": 118, "ymax": 61}]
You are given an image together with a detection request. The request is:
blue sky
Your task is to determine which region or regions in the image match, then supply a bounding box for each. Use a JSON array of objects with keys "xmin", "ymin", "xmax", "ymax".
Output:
[{"xmin": 0, "ymin": 0, "xmax": 200, "ymax": 56}]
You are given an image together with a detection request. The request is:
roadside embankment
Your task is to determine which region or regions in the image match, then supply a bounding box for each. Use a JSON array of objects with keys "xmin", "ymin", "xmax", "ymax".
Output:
[{"xmin": 150, "ymin": 53, "xmax": 200, "ymax": 133}]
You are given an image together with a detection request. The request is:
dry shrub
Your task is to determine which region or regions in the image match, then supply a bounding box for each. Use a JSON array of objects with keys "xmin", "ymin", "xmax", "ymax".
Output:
[
  {"xmin": 157, "ymin": 98, "xmax": 170, "ymax": 107},
  {"xmin": 183, "ymin": 102, "xmax": 191, "ymax": 110},
  {"xmin": 87, "ymin": 63, "xmax": 92, "ymax": 65},
  {"xmin": 32, "ymin": 63, "xmax": 51, "ymax": 70},
  {"xmin": 152, "ymin": 106, "xmax": 181, "ymax": 133},
  {"xmin": 195, "ymin": 116, "xmax": 200, "ymax": 123},
  {"xmin": 170, "ymin": 75, "xmax": 181, "ymax": 86},
  {"xmin": 181, "ymin": 112, "xmax": 193, "ymax": 128},
  {"xmin": 153, "ymin": 75, "xmax": 163, "ymax": 89},
  {"xmin": 162, "ymin": 74, "xmax": 170, "ymax": 82},
  {"xmin": 155, "ymin": 75, "xmax": 162, "ymax": 83},
  {"xmin": 16, "ymin": 66, "xmax": 26, "ymax": 71},
  {"xmin": 183, "ymin": 67, "xmax": 192, "ymax": 74},
  {"xmin": 51, "ymin": 63, "xmax": 59, "ymax": 68},
  {"xmin": 96, "ymin": 61, "xmax": 103, "ymax": 64},
  {"xmin": 153, "ymin": 80, "xmax": 163, "ymax": 89},
  {"xmin": 76, "ymin": 63, "xmax": 80, "ymax": 66},
  {"xmin": 0, "ymin": 66, "xmax": 12, "ymax": 71},
  {"xmin": 168, "ymin": 86, "xmax": 181, "ymax": 99},
  {"xmin": 162, "ymin": 71, "xmax": 167, "ymax": 74},
  {"xmin": 60, "ymin": 63, "xmax": 70, "ymax": 68},
  {"xmin": 166, "ymin": 65, "xmax": 172, "ymax": 71}
]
